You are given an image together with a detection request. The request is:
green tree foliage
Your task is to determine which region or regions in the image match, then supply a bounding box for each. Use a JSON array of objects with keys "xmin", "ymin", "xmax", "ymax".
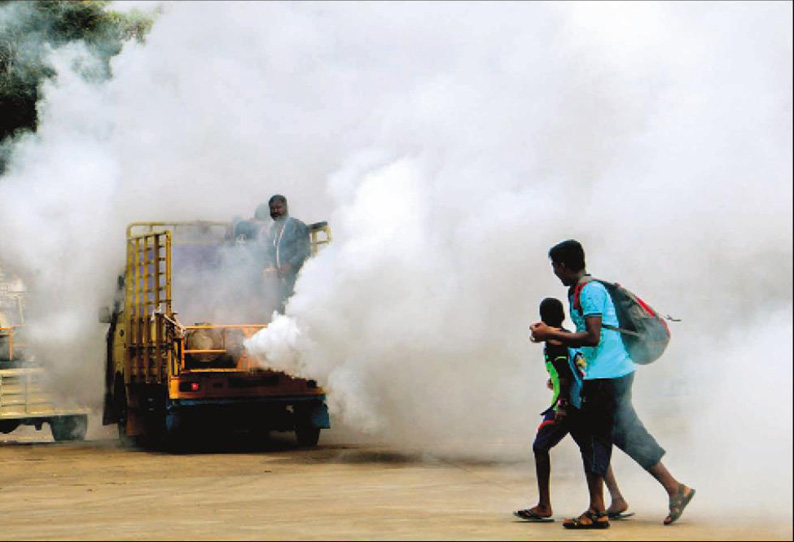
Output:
[{"xmin": 0, "ymin": 0, "xmax": 155, "ymax": 163}]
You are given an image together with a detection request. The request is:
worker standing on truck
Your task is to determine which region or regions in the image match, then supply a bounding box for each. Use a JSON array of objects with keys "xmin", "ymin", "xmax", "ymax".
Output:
[
  {"xmin": 232, "ymin": 208, "xmax": 268, "ymax": 244},
  {"xmin": 262, "ymin": 194, "xmax": 311, "ymax": 316}
]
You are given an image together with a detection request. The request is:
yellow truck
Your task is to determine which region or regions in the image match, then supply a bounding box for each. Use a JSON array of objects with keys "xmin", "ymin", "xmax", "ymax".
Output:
[
  {"xmin": 0, "ymin": 265, "xmax": 89, "ymax": 441},
  {"xmin": 100, "ymin": 220, "xmax": 331, "ymax": 448}
]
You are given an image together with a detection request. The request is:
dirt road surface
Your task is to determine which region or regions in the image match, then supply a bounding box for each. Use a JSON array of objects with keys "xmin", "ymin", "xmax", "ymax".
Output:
[{"xmin": 0, "ymin": 421, "xmax": 790, "ymax": 541}]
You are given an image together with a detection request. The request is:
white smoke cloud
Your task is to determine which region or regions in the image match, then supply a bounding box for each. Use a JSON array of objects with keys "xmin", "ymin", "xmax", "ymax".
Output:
[{"xmin": 0, "ymin": 0, "xmax": 790, "ymax": 519}]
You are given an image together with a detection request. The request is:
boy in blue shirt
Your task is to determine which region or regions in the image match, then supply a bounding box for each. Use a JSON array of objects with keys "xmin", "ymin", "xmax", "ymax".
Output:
[{"xmin": 515, "ymin": 298, "xmax": 629, "ymax": 522}]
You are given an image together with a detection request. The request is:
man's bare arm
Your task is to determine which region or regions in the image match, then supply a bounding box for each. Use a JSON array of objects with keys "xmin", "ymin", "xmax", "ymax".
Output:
[{"xmin": 530, "ymin": 315, "xmax": 602, "ymax": 347}]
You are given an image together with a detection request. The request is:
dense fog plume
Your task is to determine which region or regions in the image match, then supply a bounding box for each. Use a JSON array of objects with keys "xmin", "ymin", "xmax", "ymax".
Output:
[{"xmin": 0, "ymin": 1, "xmax": 790, "ymax": 519}]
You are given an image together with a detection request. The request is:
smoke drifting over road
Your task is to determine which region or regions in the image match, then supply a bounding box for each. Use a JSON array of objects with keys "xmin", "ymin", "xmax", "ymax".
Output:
[{"xmin": 0, "ymin": 1, "xmax": 790, "ymax": 521}]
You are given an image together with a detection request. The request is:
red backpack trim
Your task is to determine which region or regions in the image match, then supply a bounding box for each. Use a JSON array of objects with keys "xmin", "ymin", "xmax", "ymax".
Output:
[{"xmin": 571, "ymin": 276, "xmax": 592, "ymax": 316}]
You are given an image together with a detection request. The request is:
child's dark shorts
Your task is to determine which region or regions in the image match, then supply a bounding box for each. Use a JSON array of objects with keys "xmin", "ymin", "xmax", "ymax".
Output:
[{"xmin": 532, "ymin": 408, "xmax": 579, "ymax": 454}]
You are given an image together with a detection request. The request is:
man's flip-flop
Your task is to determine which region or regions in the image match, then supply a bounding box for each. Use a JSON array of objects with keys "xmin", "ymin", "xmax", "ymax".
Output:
[
  {"xmin": 607, "ymin": 511, "xmax": 635, "ymax": 520},
  {"xmin": 513, "ymin": 509, "xmax": 554, "ymax": 522}
]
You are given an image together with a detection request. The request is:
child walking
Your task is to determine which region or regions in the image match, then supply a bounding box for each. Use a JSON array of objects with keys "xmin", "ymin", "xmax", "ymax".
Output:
[{"xmin": 514, "ymin": 297, "xmax": 631, "ymax": 522}]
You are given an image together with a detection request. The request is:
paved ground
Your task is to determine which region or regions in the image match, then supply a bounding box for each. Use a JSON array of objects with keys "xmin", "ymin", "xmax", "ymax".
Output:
[{"xmin": 0, "ymin": 420, "xmax": 790, "ymax": 541}]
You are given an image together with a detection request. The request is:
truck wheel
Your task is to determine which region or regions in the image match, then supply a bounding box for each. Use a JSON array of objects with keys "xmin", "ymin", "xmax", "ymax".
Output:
[
  {"xmin": 50, "ymin": 415, "xmax": 88, "ymax": 442},
  {"xmin": 156, "ymin": 412, "xmax": 184, "ymax": 452},
  {"xmin": 295, "ymin": 426, "xmax": 321, "ymax": 447}
]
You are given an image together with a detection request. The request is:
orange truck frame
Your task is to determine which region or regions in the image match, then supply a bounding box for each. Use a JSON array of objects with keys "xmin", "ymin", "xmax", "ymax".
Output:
[{"xmin": 100, "ymin": 220, "xmax": 331, "ymax": 447}]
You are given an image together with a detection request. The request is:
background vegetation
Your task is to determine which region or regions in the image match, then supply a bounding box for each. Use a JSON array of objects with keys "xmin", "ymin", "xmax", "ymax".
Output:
[{"xmin": 0, "ymin": 0, "xmax": 155, "ymax": 171}]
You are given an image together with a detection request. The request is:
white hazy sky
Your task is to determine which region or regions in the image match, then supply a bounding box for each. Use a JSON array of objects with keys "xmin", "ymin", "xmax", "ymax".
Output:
[{"xmin": 0, "ymin": 0, "xmax": 791, "ymax": 521}]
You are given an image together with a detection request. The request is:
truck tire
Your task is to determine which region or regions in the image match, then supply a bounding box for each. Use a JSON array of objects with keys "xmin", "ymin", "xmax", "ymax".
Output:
[
  {"xmin": 50, "ymin": 415, "xmax": 88, "ymax": 442},
  {"xmin": 154, "ymin": 411, "xmax": 183, "ymax": 452},
  {"xmin": 295, "ymin": 426, "xmax": 321, "ymax": 447}
]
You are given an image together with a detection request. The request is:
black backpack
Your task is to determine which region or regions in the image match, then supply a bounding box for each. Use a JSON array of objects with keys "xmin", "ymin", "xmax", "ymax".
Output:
[{"xmin": 572, "ymin": 276, "xmax": 672, "ymax": 365}]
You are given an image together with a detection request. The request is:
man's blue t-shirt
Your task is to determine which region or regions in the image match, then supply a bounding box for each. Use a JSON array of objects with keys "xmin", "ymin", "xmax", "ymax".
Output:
[{"xmin": 569, "ymin": 280, "xmax": 635, "ymax": 380}]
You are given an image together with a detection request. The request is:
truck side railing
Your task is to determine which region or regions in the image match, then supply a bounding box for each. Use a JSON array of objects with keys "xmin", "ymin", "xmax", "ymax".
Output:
[
  {"xmin": 126, "ymin": 221, "xmax": 230, "ymax": 242},
  {"xmin": 126, "ymin": 231, "xmax": 172, "ymax": 384},
  {"xmin": 308, "ymin": 222, "xmax": 331, "ymax": 255},
  {"xmin": 128, "ymin": 220, "xmax": 330, "ymax": 253}
]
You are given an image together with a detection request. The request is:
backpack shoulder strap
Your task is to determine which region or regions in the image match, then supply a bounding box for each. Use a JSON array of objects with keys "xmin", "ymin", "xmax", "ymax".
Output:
[
  {"xmin": 571, "ymin": 275, "xmax": 595, "ymax": 315},
  {"xmin": 571, "ymin": 277, "xmax": 640, "ymax": 336}
]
